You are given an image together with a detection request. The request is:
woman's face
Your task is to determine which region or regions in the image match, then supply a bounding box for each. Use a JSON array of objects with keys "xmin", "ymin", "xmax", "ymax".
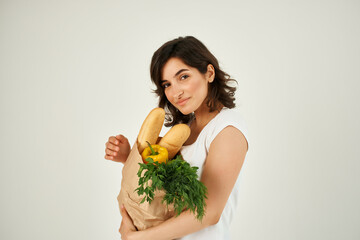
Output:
[{"xmin": 161, "ymin": 57, "xmax": 215, "ymax": 115}]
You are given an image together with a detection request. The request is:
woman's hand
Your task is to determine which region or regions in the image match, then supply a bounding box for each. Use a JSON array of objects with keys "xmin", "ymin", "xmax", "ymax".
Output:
[
  {"xmin": 119, "ymin": 205, "xmax": 138, "ymax": 240},
  {"xmin": 105, "ymin": 134, "xmax": 130, "ymax": 163}
]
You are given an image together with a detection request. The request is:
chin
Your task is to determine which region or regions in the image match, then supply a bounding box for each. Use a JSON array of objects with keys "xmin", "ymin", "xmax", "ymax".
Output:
[
  {"xmin": 180, "ymin": 110, "xmax": 192, "ymax": 115},
  {"xmin": 177, "ymin": 106, "xmax": 193, "ymax": 116}
]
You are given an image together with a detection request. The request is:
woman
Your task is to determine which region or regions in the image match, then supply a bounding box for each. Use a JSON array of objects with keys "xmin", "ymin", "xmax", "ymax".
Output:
[{"xmin": 105, "ymin": 36, "xmax": 249, "ymax": 240}]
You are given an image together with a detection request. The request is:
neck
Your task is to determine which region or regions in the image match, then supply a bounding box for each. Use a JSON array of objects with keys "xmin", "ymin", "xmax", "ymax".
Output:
[{"xmin": 193, "ymin": 102, "xmax": 223, "ymax": 129}]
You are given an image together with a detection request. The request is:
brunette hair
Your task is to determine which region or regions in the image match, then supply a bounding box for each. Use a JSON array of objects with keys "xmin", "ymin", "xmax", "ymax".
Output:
[{"xmin": 150, "ymin": 36, "xmax": 237, "ymax": 127}]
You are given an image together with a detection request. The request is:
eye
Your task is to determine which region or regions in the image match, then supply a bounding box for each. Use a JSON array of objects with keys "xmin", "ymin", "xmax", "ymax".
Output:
[
  {"xmin": 180, "ymin": 74, "xmax": 189, "ymax": 80},
  {"xmin": 162, "ymin": 82, "xmax": 170, "ymax": 89}
]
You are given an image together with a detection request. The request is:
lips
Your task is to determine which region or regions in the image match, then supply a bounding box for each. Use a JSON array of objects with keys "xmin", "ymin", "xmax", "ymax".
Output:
[{"xmin": 176, "ymin": 97, "xmax": 190, "ymax": 106}]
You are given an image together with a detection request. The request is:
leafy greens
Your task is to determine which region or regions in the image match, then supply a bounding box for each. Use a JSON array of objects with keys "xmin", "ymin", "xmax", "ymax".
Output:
[{"xmin": 135, "ymin": 155, "xmax": 207, "ymax": 221}]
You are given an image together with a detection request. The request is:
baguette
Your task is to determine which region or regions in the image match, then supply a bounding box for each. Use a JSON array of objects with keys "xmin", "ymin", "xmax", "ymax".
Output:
[
  {"xmin": 158, "ymin": 124, "xmax": 191, "ymax": 159},
  {"xmin": 137, "ymin": 108, "xmax": 165, "ymax": 153}
]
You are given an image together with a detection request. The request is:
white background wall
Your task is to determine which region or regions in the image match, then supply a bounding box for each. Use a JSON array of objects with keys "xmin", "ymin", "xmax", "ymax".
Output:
[{"xmin": 1, "ymin": 0, "xmax": 359, "ymax": 239}]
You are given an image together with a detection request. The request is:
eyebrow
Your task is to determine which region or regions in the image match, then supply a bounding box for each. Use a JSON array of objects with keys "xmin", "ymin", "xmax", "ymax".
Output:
[
  {"xmin": 174, "ymin": 69, "xmax": 189, "ymax": 78},
  {"xmin": 161, "ymin": 68, "xmax": 190, "ymax": 83}
]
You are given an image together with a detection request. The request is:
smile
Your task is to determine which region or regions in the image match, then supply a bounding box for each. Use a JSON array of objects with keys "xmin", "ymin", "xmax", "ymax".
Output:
[{"xmin": 177, "ymin": 98, "xmax": 190, "ymax": 106}]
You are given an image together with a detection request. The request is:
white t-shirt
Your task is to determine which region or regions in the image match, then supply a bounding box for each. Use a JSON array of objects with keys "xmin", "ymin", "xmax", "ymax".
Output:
[{"xmin": 177, "ymin": 107, "xmax": 250, "ymax": 240}]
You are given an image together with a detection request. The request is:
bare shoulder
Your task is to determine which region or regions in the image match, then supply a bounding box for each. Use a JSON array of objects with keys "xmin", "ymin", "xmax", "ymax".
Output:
[{"xmin": 210, "ymin": 126, "xmax": 248, "ymax": 154}]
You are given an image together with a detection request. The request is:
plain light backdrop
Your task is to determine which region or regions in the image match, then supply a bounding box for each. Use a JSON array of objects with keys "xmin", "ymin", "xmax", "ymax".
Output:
[{"xmin": 1, "ymin": 0, "xmax": 359, "ymax": 239}]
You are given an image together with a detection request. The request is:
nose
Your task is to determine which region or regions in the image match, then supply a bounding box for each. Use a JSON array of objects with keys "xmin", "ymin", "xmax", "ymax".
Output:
[
  {"xmin": 173, "ymin": 89, "xmax": 184, "ymax": 100},
  {"xmin": 170, "ymin": 82, "xmax": 184, "ymax": 100}
]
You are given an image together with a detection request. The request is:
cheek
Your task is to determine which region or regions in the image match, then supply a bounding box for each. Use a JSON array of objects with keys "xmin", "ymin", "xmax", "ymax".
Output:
[
  {"xmin": 186, "ymin": 79, "xmax": 201, "ymax": 94},
  {"xmin": 191, "ymin": 79, "xmax": 208, "ymax": 97},
  {"xmin": 164, "ymin": 90, "xmax": 173, "ymax": 103}
]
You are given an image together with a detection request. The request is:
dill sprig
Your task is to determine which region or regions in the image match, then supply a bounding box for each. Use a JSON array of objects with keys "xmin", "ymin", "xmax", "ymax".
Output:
[{"xmin": 135, "ymin": 155, "xmax": 207, "ymax": 221}]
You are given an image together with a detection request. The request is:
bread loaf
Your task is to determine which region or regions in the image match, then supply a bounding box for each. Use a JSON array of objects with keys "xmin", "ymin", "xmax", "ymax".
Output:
[
  {"xmin": 137, "ymin": 108, "xmax": 165, "ymax": 153},
  {"xmin": 158, "ymin": 124, "xmax": 191, "ymax": 159}
]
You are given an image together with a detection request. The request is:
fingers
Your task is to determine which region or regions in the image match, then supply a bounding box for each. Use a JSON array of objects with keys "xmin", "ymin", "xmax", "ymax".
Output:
[
  {"xmin": 104, "ymin": 136, "xmax": 122, "ymax": 159},
  {"xmin": 108, "ymin": 136, "xmax": 120, "ymax": 145},
  {"xmin": 106, "ymin": 135, "xmax": 128, "ymax": 150},
  {"xmin": 105, "ymin": 135, "xmax": 130, "ymax": 162},
  {"xmin": 105, "ymin": 148, "xmax": 117, "ymax": 156},
  {"xmin": 106, "ymin": 142, "xmax": 120, "ymax": 152},
  {"xmin": 116, "ymin": 134, "xmax": 129, "ymax": 143}
]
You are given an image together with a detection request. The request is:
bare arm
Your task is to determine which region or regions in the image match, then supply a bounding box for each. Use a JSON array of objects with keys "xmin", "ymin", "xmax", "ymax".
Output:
[{"xmin": 121, "ymin": 126, "xmax": 248, "ymax": 240}]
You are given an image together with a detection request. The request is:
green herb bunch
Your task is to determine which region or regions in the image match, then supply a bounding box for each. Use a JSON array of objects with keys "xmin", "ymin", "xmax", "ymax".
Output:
[{"xmin": 135, "ymin": 155, "xmax": 207, "ymax": 221}]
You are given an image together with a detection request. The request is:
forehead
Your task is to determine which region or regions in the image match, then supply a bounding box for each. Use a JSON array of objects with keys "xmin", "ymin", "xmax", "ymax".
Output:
[{"xmin": 161, "ymin": 58, "xmax": 191, "ymax": 79}]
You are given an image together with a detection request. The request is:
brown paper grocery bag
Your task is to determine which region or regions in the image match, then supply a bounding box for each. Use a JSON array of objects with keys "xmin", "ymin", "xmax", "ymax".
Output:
[{"xmin": 117, "ymin": 142, "xmax": 175, "ymax": 231}]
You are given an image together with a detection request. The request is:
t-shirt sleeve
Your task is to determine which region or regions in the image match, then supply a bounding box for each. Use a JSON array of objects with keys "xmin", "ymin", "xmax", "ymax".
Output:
[{"xmin": 205, "ymin": 110, "xmax": 250, "ymax": 152}]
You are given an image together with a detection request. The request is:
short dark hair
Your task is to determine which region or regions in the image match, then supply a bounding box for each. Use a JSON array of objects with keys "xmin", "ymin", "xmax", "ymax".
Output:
[{"xmin": 150, "ymin": 36, "xmax": 237, "ymax": 127}]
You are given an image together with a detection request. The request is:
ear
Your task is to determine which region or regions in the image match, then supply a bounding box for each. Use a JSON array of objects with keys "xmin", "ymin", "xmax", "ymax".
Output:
[{"xmin": 206, "ymin": 64, "xmax": 215, "ymax": 83}]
